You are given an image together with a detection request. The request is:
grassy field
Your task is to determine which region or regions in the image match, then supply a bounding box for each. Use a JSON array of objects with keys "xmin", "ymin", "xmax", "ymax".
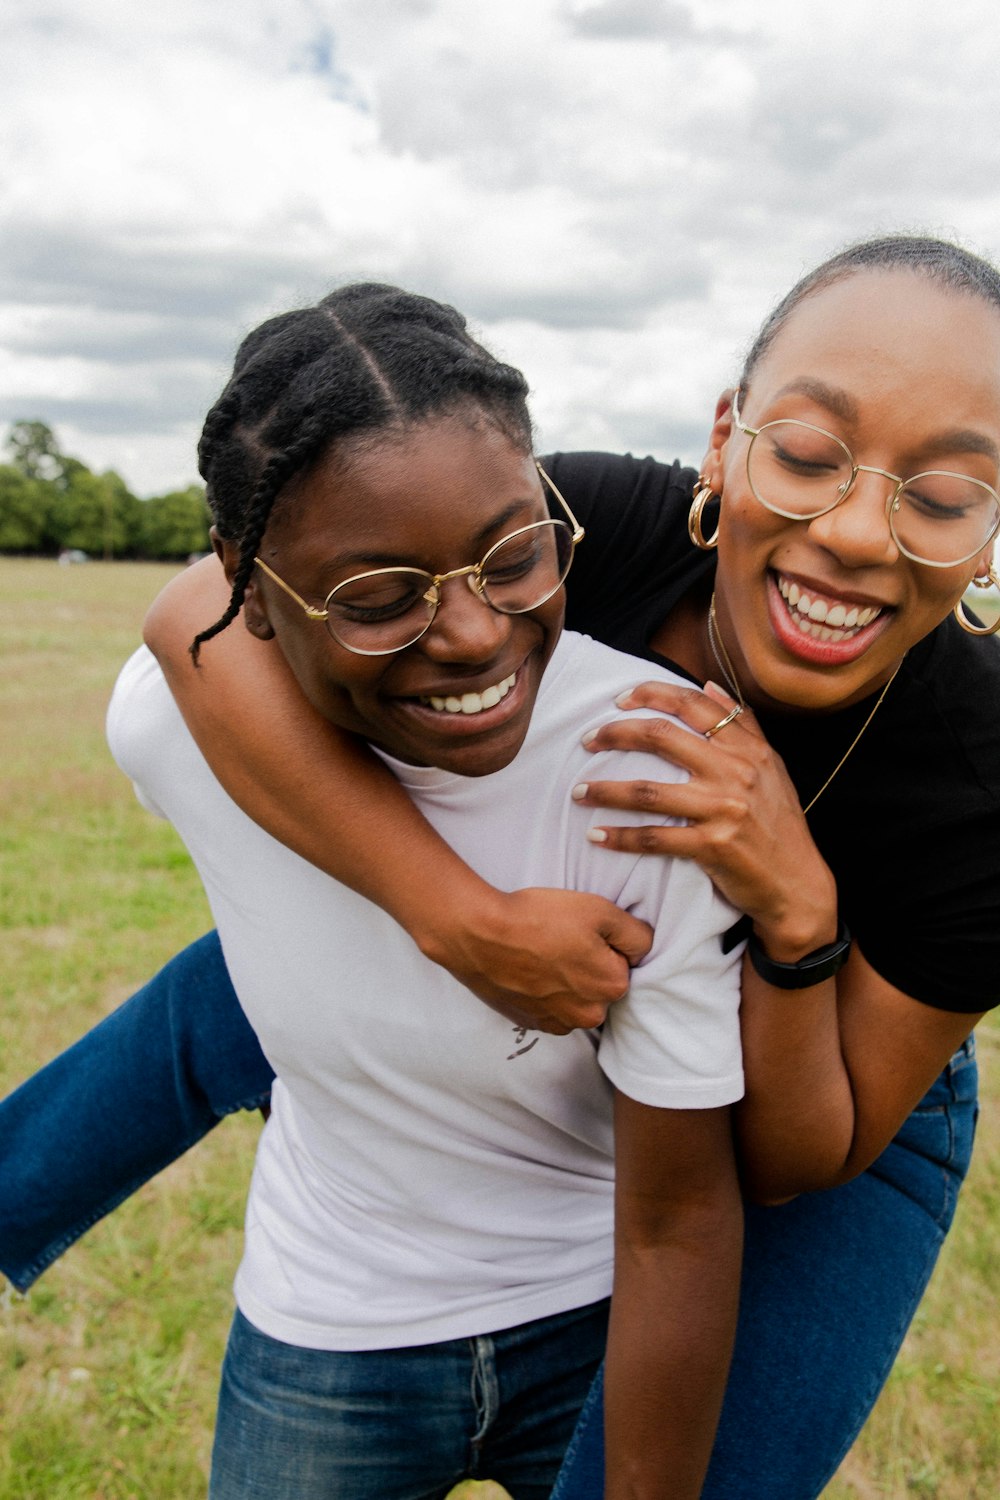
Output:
[{"xmin": 1, "ymin": 556, "xmax": 997, "ymax": 1499}]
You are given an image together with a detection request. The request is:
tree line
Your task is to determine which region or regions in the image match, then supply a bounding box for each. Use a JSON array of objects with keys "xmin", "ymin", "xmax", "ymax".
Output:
[{"xmin": 0, "ymin": 420, "xmax": 211, "ymax": 560}]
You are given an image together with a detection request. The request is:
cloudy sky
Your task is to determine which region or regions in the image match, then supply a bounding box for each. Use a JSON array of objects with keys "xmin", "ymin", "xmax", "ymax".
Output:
[{"xmin": 2, "ymin": 0, "xmax": 999, "ymax": 496}]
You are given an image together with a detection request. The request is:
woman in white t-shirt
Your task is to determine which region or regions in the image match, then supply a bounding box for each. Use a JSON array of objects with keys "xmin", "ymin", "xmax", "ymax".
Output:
[{"xmin": 106, "ymin": 282, "xmax": 744, "ymax": 1500}]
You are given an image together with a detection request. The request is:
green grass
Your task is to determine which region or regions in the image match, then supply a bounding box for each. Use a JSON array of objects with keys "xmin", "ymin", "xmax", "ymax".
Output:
[{"xmin": 1, "ymin": 557, "xmax": 998, "ymax": 1498}]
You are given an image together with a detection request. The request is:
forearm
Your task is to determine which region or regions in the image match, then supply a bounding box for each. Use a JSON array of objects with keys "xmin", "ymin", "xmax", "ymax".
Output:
[
  {"xmin": 736, "ymin": 943, "xmax": 984, "ymax": 1200},
  {"xmin": 604, "ymin": 1203, "xmax": 742, "ymax": 1498},
  {"xmin": 607, "ymin": 1097, "xmax": 742, "ymax": 1498},
  {"xmin": 735, "ymin": 956, "xmax": 855, "ymax": 1200}
]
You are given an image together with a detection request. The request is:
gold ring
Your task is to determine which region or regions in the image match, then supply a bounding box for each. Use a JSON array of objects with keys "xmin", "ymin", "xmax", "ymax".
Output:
[{"xmin": 704, "ymin": 703, "xmax": 743, "ymax": 739}]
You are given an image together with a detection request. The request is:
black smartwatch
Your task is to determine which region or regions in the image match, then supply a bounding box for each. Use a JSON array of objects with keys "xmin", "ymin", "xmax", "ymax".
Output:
[{"xmin": 745, "ymin": 920, "xmax": 852, "ymax": 990}]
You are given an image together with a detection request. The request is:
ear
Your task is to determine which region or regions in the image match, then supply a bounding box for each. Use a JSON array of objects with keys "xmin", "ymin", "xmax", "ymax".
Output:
[
  {"xmin": 210, "ymin": 526, "xmax": 276, "ymax": 641},
  {"xmin": 700, "ymin": 388, "xmax": 736, "ymax": 495}
]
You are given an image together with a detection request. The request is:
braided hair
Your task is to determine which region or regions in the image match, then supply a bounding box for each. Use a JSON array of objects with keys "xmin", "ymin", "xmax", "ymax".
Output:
[
  {"xmin": 191, "ymin": 283, "xmax": 534, "ymax": 659},
  {"xmin": 741, "ymin": 234, "xmax": 1000, "ymax": 388}
]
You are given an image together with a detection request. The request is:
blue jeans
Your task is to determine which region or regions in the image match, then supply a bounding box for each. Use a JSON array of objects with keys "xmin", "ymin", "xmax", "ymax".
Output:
[
  {"xmin": 551, "ymin": 1034, "xmax": 979, "ymax": 1500},
  {"xmin": 210, "ymin": 1301, "xmax": 609, "ymax": 1500},
  {"xmin": 0, "ymin": 934, "xmax": 979, "ymax": 1495},
  {"xmin": 0, "ymin": 932, "xmax": 274, "ymax": 1291}
]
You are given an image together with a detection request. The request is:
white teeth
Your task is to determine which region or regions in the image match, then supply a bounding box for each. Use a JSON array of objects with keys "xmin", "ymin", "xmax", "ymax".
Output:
[
  {"xmin": 423, "ymin": 673, "xmax": 516, "ymax": 715},
  {"xmin": 777, "ymin": 576, "xmax": 882, "ymax": 639}
]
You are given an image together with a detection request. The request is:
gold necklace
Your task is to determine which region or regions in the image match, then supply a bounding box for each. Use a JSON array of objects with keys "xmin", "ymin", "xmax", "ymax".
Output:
[{"xmin": 707, "ymin": 594, "xmax": 902, "ymax": 815}]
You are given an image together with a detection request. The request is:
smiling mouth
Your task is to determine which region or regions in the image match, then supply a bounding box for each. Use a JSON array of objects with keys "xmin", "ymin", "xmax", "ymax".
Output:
[
  {"xmin": 419, "ymin": 672, "xmax": 517, "ymax": 716},
  {"xmin": 776, "ymin": 575, "xmax": 885, "ymax": 643}
]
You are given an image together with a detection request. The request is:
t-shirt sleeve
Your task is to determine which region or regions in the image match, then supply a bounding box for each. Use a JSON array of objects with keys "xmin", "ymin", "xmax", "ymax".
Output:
[
  {"xmin": 597, "ymin": 848, "xmax": 744, "ymax": 1109},
  {"xmin": 563, "ymin": 730, "xmax": 744, "ymax": 1110}
]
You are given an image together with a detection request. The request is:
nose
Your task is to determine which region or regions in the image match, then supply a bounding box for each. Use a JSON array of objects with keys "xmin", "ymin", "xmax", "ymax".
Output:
[
  {"xmin": 419, "ymin": 573, "xmax": 512, "ymax": 663},
  {"xmin": 805, "ymin": 468, "xmax": 901, "ymax": 568}
]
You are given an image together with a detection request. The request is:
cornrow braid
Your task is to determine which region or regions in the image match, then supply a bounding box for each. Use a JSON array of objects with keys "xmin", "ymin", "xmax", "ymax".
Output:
[
  {"xmin": 740, "ymin": 234, "xmax": 1000, "ymax": 389},
  {"xmin": 191, "ymin": 284, "xmax": 533, "ymax": 660}
]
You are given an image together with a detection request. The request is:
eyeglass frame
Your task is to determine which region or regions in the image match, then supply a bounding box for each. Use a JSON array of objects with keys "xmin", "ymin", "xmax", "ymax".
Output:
[
  {"xmin": 730, "ymin": 389, "xmax": 1000, "ymax": 569},
  {"xmin": 252, "ymin": 461, "xmax": 585, "ymax": 656}
]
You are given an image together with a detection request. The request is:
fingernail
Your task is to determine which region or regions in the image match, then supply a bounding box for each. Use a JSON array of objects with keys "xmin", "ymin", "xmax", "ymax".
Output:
[
  {"xmin": 586, "ymin": 827, "xmax": 608, "ymax": 844},
  {"xmin": 614, "ymin": 691, "xmax": 633, "ymax": 708},
  {"xmin": 581, "ymin": 729, "xmax": 598, "ymax": 747},
  {"xmin": 571, "ymin": 783, "xmax": 589, "ymax": 801}
]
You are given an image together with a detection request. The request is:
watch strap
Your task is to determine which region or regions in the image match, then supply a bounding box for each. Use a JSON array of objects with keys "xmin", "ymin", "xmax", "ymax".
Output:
[{"xmin": 746, "ymin": 920, "xmax": 852, "ymax": 990}]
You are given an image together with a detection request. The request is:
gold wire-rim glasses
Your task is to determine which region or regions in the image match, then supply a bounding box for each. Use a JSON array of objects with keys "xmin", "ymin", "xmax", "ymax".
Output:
[
  {"xmin": 253, "ymin": 461, "xmax": 585, "ymax": 656},
  {"xmin": 731, "ymin": 390, "xmax": 1000, "ymax": 569}
]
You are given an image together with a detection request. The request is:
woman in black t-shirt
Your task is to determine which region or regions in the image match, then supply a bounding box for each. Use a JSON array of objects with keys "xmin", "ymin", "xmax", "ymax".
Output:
[{"xmin": 4, "ymin": 236, "xmax": 1000, "ymax": 1498}]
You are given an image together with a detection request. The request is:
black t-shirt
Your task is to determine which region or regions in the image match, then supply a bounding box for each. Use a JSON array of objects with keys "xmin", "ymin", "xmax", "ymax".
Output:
[{"xmin": 545, "ymin": 450, "xmax": 1000, "ymax": 1014}]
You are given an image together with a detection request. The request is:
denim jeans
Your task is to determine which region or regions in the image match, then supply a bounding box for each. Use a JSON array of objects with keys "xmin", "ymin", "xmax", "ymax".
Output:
[
  {"xmin": 210, "ymin": 1301, "xmax": 609, "ymax": 1500},
  {"xmin": 0, "ymin": 931, "xmax": 274, "ymax": 1291},
  {"xmin": 551, "ymin": 1035, "xmax": 980, "ymax": 1500},
  {"xmin": 0, "ymin": 934, "xmax": 980, "ymax": 1496}
]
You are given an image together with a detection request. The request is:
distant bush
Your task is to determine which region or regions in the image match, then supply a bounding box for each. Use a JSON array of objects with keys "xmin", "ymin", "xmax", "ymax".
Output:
[{"xmin": 0, "ymin": 419, "xmax": 210, "ymax": 560}]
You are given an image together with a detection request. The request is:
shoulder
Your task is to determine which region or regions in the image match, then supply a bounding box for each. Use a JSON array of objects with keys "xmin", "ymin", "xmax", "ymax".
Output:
[
  {"xmin": 536, "ymin": 632, "xmax": 696, "ymax": 754},
  {"xmin": 542, "ymin": 451, "xmax": 695, "ymax": 535},
  {"xmin": 106, "ymin": 646, "xmax": 185, "ymax": 774},
  {"xmin": 106, "ymin": 645, "xmax": 223, "ymax": 820},
  {"xmin": 541, "ymin": 454, "xmax": 701, "ymax": 647}
]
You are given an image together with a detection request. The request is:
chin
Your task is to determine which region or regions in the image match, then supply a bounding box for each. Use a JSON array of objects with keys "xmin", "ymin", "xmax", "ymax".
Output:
[
  {"xmin": 433, "ymin": 726, "xmax": 532, "ymax": 777},
  {"xmin": 747, "ymin": 650, "xmax": 897, "ymax": 714}
]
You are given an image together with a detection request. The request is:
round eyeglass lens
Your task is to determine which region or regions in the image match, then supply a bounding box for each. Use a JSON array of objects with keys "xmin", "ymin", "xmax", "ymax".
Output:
[
  {"xmin": 479, "ymin": 521, "xmax": 575, "ymax": 613},
  {"xmin": 326, "ymin": 569, "xmax": 436, "ymax": 653},
  {"xmin": 891, "ymin": 474, "xmax": 1000, "ymax": 566},
  {"xmin": 747, "ymin": 421, "xmax": 855, "ymax": 520}
]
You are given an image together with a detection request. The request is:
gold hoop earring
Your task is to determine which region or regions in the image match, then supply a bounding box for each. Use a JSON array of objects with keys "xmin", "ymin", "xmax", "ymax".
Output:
[
  {"xmin": 954, "ymin": 565, "xmax": 1000, "ymax": 636},
  {"xmin": 688, "ymin": 478, "xmax": 720, "ymax": 551}
]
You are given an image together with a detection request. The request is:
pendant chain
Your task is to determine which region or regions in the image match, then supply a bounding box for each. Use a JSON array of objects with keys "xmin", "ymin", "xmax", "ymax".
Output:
[
  {"xmin": 706, "ymin": 594, "xmax": 901, "ymax": 816},
  {"xmin": 707, "ymin": 596, "xmax": 745, "ymax": 710}
]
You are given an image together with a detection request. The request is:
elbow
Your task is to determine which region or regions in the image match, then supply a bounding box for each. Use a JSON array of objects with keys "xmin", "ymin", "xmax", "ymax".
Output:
[
  {"xmin": 742, "ymin": 1178, "xmax": 799, "ymax": 1208},
  {"xmin": 735, "ymin": 1100, "xmax": 859, "ymax": 1203},
  {"xmin": 619, "ymin": 1183, "xmax": 744, "ymax": 1257},
  {"xmin": 737, "ymin": 1145, "xmax": 853, "ymax": 1205}
]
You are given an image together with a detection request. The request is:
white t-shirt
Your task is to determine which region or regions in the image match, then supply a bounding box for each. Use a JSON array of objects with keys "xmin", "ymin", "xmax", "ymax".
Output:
[{"xmin": 107, "ymin": 631, "xmax": 742, "ymax": 1351}]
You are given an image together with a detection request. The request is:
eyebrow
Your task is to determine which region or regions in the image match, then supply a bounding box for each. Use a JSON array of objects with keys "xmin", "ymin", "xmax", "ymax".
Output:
[
  {"xmin": 772, "ymin": 379, "xmax": 859, "ymax": 424},
  {"xmin": 318, "ymin": 500, "xmax": 540, "ymax": 576},
  {"xmin": 772, "ymin": 378, "xmax": 1000, "ymax": 465}
]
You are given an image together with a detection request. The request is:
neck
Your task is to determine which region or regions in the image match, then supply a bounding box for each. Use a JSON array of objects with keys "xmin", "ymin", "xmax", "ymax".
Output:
[{"xmin": 648, "ymin": 576, "xmax": 716, "ymax": 684}]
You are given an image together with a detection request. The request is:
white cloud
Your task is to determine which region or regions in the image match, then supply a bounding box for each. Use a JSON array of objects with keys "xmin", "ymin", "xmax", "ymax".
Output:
[{"xmin": 1, "ymin": 0, "xmax": 1000, "ymax": 493}]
